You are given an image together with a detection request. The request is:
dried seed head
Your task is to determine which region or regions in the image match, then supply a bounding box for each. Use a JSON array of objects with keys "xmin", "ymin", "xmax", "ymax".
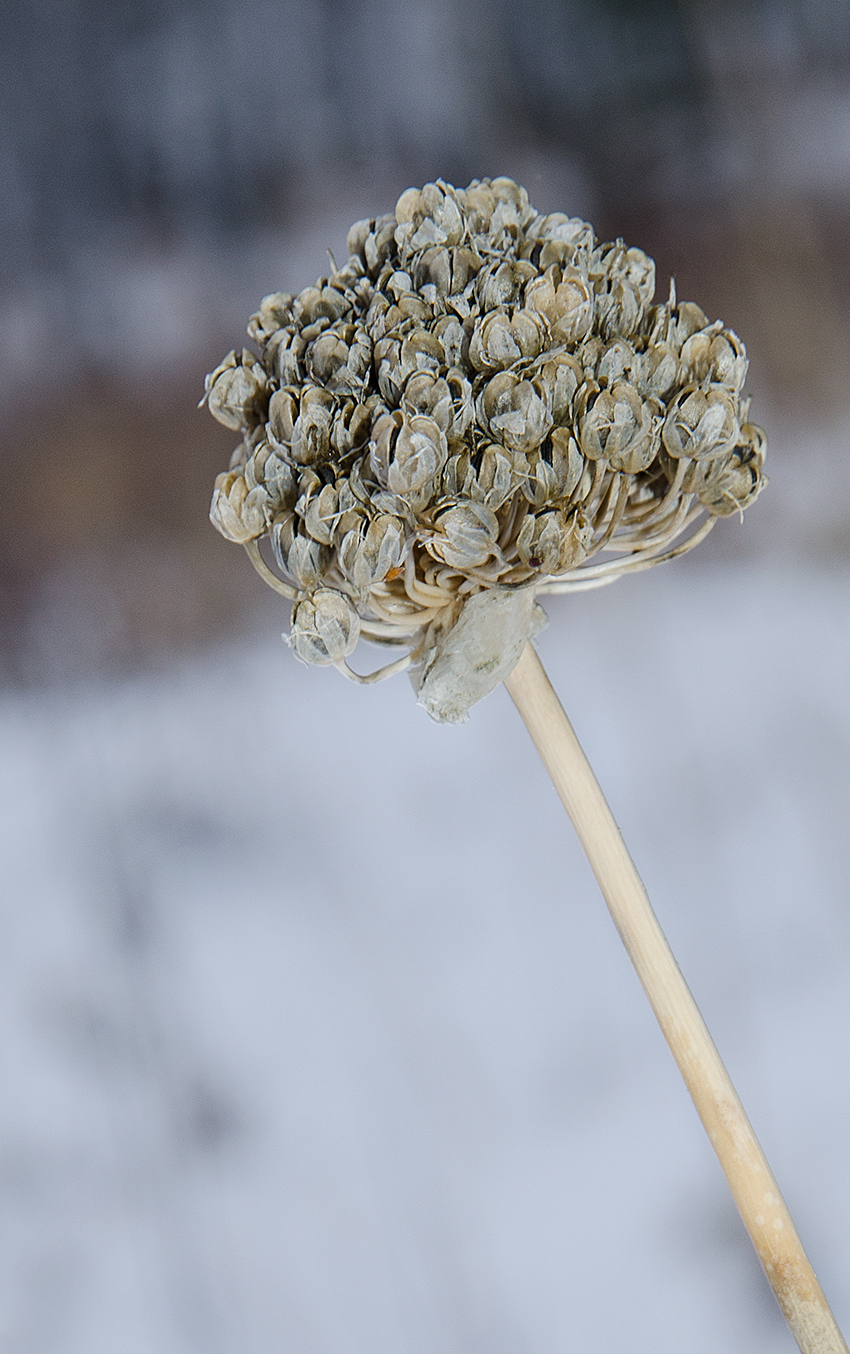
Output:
[{"xmin": 206, "ymin": 177, "xmax": 766, "ymax": 720}]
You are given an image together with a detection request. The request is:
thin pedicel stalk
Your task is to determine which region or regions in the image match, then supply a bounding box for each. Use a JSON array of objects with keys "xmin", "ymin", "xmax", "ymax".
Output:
[{"xmin": 504, "ymin": 642, "xmax": 848, "ymax": 1354}]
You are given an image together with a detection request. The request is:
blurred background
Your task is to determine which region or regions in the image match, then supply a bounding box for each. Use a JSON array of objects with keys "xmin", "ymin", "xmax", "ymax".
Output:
[{"xmin": 1, "ymin": 1, "xmax": 849, "ymax": 1350}]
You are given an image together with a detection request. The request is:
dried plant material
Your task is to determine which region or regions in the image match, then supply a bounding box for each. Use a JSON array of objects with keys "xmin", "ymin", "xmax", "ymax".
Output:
[
  {"xmin": 412, "ymin": 585, "xmax": 547, "ymax": 723},
  {"xmin": 201, "ymin": 183, "xmax": 850, "ymax": 1354},
  {"xmin": 205, "ymin": 178, "xmax": 766, "ymax": 719}
]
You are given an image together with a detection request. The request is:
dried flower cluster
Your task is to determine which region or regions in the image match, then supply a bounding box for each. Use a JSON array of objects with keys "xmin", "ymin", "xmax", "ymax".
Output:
[{"xmin": 206, "ymin": 178, "xmax": 765, "ymax": 717}]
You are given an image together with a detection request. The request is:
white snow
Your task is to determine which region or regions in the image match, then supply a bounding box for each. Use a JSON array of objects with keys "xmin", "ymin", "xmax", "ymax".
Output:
[{"xmin": 1, "ymin": 557, "xmax": 848, "ymax": 1353}]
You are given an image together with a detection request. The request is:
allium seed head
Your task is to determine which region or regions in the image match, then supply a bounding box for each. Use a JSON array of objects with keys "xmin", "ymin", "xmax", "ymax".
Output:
[{"xmin": 206, "ymin": 178, "xmax": 766, "ymax": 720}]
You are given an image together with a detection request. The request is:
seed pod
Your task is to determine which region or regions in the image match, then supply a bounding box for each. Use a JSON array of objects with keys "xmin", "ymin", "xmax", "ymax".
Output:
[
  {"xmin": 375, "ymin": 328, "xmax": 443, "ymax": 403},
  {"xmin": 536, "ymin": 354, "xmax": 583, "ymax": 424},
  {"xmin": 290, "ymin": 588, "xmax": 361, "ymax": 666},
  {"xmin": 522, "ymin": 429, "xmax": 584, "ymax": 507},
  {"xmin": 593, "ymin": 244, "xmax": 656, "ymax": 339},
  {"xmin": 414, "ymin": 244, "xmax": 481, "ymax": 299},
  {"xmin": 402, "ymin": 371, "xmax": 453, "ymax": 431},
  {"xmin": 525, "ymin": 265, "xmax": 594, "ymax": 345},
  {"xmin": 205, "ymin": 349, "xmax": 270, "ymax": 431},
  {"xmin": 209, "ymin": 471, "xmax": 270, "ymax": 543},
  {"xmin": 597, "ymin": 338, "xmax": 638, "ymax": 389},
  {"xmin": 431, "ymin": 315, "xmax": 465, "ymax": 367},
  {"xmin": 339, "ymin": 514, "xmax": 406, "ymax": 596},
  {"xmin": 301, "ymin": 483, "xmax": 340, "ymax": 545},
  {"xmin": 267, "ymin": 388, "xmax": 299, "ymax": 447},
  {"xmin": 386, "ymin": 269, "xmax": 413, "ymax": 300},
  {"xmin": 306, "ymin": 324, "xmax": 371, "ymax": 394},
  {"xmin": 271, "ymin": 513, "xmax": 329, "ymax": 588},
  {"xmin": 695, "ymin": 423, "xmax": 767, "ymax": 516},
  {"xmin": 329, "ymin": 396, "xmax": 376, "ymax": 456},
  {"xmin": 480, "ymin": 372, "xmax": 552, "ymax": 454},
  {"xmin": 476, "ymin": 258, "xmax": 537, "ymax": 311},
  {"xmin": 265, "ymin": 327, "xmax": 304, "ymax": 385},
  {"xmin": 244, "ymin": 441, "xmax": 298, "ymax": 513},
  {"xmin": 464, "ymin": 444, "xmax": 517, "ymax": 510},
  {"xmin": 487, "ymin": 177, "xmax": 535, "ymax": 234},
  {"xmin": 662, "ymin": 384, "xmax": 739, "ymax": 461},
  {"xmin": 248, "ymin": 292, "xmax": 294, "ymax": 345},
  {"xmin": 347, "ymin": 214, "xmax": 397, "ymax": 276},
  {"xmin": 638, "ymin": 343, "xmax": 679, "ymax": 398},
  {"xmin": 680, "ymin": 326, "xmax": 748, "ymax": 391},
  {"xmin": 292, "ymin": 283, "xmax": 351, "ymax": 328},
  {"xmin": 517, "ymin": 507, "xmax": 593, "ymax": 574},
  {"xmin": 445, "ymin": 367, "xmax": 474, "ymax": 438},
  {"xmin": 395, "ymin": 182, "xmax": 465, "ymax": 256},
  {"xmin": 522, "ymin": 212, "xmax": 595, "ymax": 268},
  {"xmin": 369, "ymin": 410, "xmax": 402, "ymax": 487},
  {"xmin": 468, "ymin": 308, "xmax": 544, "ymax": 373},
  {"xmin": 389, "ymin": 289, "xmax": 434, "ymax": 324},
  {"xmin": 442, "ymin": 450, "xmax": 471, "ymax": 500},
  {"xmin": 290, "ymin": 387, "xmax": 337, "ymax": 465},
  {"xmin": 386, "ymin": 414, "xmax": 449, "ymax": 509},
  {"xmin": 426, "ymin": 501, "xmax": 502, "ymax": 569},
  {"xmin": 576, "ymin": 381, "xmax": 661, "ymax": 474},
  {"xmin": 459, "ymin": 179, "xmax": 497, "ymax": 236},
  {"xmin": 648, "ymin": 299, "xmax": 710, "ymax": 351}
]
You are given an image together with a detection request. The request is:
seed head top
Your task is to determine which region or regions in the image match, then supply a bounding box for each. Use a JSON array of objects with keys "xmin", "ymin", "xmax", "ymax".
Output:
[{"xmin": 205, "ymin": 177, "xmax": 765, "ymax": 721}]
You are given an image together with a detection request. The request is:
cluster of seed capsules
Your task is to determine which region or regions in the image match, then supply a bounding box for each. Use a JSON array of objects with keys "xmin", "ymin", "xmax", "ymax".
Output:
[{"xmin": 206, "ymin": 177, "xmax": 765, "ymax": 678}]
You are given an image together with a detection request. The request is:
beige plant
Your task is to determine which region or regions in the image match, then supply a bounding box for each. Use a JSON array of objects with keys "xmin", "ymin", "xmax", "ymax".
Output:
[
  {"xmin": 205, "ymin": 179, "xmax": 848, "ymax": 1354},
  {"xmin": 205, "ymin": 176, "xmax": 764, "ymax": 720}
]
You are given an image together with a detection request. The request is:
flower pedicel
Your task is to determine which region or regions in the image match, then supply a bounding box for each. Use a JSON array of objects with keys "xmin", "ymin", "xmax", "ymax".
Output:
[{"xmin": 205, "ymin": 180, "xmax": 846, "ymax": 1353}]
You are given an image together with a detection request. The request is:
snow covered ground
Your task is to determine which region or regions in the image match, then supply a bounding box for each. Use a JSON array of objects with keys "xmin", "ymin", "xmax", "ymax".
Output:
[{"xmin": 1, "ymin": 556, "xmax": 849, "ymax": 1354}]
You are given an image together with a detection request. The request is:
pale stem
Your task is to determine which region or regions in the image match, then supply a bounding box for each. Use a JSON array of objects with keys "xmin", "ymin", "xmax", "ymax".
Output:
[{"xmin": 503, "ymin": 642, "xmax": 848, "ymax": 1354}]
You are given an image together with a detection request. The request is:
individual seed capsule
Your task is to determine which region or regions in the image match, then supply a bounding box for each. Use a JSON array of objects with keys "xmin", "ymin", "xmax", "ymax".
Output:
[
  {"xmin": 525, "ymin": 264, "xmax": 595, "ymax": 345},
  {"xmin": 209, "ymin": 471, "xmax": 269, "ymax": 543},
  {"xmin": 468, "ymin": 308, "xmax": 544, "ymax": 373},
  {"xmin": 338, "ymin": 514, "xmax": 406, "ymax": 596},
  {"xmin": 695, "ymin": 423, "xmax": 767, "ymax": 516},
  {"xmin": 289, "ymin": 588, "xmax": 361, "ymax": 665},
  {"xmin": 662, "ymin": 384, "xmax": 739, "ymax": 462},
  {"xmin": 426, "ymin": 501, "xmax": 502, "ymax": 570},
  {"xmin": 479, "ymin": 372, "xmax": 552, "ymax": 455},
  {"xmin": 576, "ymin": 381, "xmax": 661, "ymax": 474},
  {"xmin": 289, "ymin": 387, "xmax": 337, "ymax": 465},
  {"xmin": 395, "ymin": 181, "xmax": 465, "ymax": 255},
  {"xmin": 679, "ymin": 325, "xmax": 748, "ymax": 391},
  {"xmin": 386, "ymin": 414, "xmax": 449, "ymax": 508},
  {"xmin": 204, "ymin": 349, "xmax": 270, "ymax": 431},
  {"xmin": 516, "ymin": 507, "xmax": 593, "ymax": 574},
  {"xmin": 271, "ymin": 514, "xmax": 329, "ymax": 588}
]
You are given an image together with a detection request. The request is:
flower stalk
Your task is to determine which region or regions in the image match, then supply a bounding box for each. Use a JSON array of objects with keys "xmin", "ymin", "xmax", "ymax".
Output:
[{"xmin": 504, "ymin": 641, "xmax": 848, "ymax": 1354}]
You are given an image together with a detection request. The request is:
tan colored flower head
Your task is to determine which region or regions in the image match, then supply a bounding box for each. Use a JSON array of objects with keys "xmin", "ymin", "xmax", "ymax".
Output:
[{"xmin": 205, "ymin": 178, "xmax": 766, "ymax": 721}]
